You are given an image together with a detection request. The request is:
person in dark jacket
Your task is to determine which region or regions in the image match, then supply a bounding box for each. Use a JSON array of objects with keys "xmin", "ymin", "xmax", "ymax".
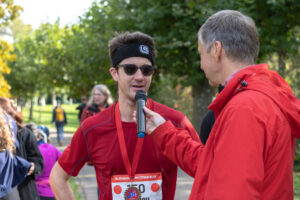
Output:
[
  {"xmin": 0, "ymin": 110, "xmax": 32, "ymax": 200},
  {"xmin": 75, "ymin": 96, "xmax": 87, "ymax": 121},
  {"xmin": 17, "ymin": 126, "xmax": 44, "ymax": 200},
  {"xmin": 80, "ymin": 84, "xmax": 113, "ymax": 123},
  {"xmin": 0, "ymin": 98, "xmax": 44, "ymax": 200},
  {"xmin": 51, "ymin": 101, "xmax": 67, "ymax": 146},
  {"xmin": 199, "ymin": 84, "xmax": 224, "ymax": 145}
]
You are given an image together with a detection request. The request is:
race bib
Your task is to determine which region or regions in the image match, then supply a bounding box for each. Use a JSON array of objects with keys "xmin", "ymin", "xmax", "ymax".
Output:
[{"xmin": 111, "ymin": 172, "xmax": 162, "ymax": 200}]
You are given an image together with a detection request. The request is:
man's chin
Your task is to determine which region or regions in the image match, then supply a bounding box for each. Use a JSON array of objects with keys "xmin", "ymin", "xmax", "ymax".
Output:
[{"xmin": 208, "ymin": 80, "xmax": 218, "ymax": 87}]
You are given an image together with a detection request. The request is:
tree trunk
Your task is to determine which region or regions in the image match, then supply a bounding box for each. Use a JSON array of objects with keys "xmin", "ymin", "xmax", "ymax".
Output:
[
  {"xmin": 278, "ymin": 50, "xmax": 286, "ymax": 77},
  {"xmin": 52, "ymin": 90, "xmax": 57, "ymax": 106},
  {"xmin": 29, "ymin": 97, "xmax": 34, "ymax": 121},
  {"xmin": 191, "ymin": 80, "xmax": 215, "ymax": 133}
]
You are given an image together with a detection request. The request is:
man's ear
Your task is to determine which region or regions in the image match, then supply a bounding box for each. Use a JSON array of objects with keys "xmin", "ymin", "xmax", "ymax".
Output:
[
  {"xmin": 109, "ymin": 67, "xmax": 118, "ymax": 82},
  {"xmin": 212, "ymin": 41, "xmax": 222, "ymax": 61}
]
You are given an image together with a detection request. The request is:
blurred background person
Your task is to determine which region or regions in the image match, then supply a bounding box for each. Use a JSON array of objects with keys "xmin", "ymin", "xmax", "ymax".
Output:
[
  {"xmin": 0, "ymin": 108, "xmax": 32, "ymax": 200},
  {"xmin": 37, "ymin": 125, "xmax": 50, "ymax": 143},
  {"xmin": 76, "ymin": 96, "xmax": 87, "ymax": 122},
  {"xmin": 31, "ymin": 124, "xmax": 61, "ymax": 200},
  {"xmin": 0, "ymin": 98, "xmax": 43, "ymax": 200},
  {"xmin": 80, "ymin": 84, "xmax": 113, "ymax": 123},
  {"xmin": 51, "ymin": 101, "xmax": 67, "ymax": 147},
  {"xmin": 81, "ymin": 84, "xmax": 113, "ymax": 172}
]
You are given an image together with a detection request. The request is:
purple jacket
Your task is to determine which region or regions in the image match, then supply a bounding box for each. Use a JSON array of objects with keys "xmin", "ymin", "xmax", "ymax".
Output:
[{"xmin": 36, "ymin": 143, "xmax": 61, "ymax": 197}]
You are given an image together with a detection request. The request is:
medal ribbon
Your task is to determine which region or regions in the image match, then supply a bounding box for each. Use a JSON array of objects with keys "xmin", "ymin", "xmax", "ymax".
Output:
[{"xmin": 115, "ymin": 101, "xmax": 150, "ymax": 180}]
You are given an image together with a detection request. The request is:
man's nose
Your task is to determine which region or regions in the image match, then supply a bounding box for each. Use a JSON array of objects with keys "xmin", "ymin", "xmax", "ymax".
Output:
[{"xmin": 133, "ymin": 68, "xmax": 144, "ymax": 79}]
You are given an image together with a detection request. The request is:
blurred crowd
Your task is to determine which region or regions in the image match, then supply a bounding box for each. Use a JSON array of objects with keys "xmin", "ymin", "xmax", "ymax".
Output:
[{"xmin": 0, "ymin": 97, "xmax": 61, "ymax": 200}]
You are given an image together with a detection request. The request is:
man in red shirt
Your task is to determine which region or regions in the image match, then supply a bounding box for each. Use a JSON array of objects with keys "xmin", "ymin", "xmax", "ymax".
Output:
[
  {"xmin": 140, "ymin": 10, "xmax": 300, "ymax": 200},
  {"xmin": 49, "ymin": 31, "xmax": 200, "ymax": 200}
]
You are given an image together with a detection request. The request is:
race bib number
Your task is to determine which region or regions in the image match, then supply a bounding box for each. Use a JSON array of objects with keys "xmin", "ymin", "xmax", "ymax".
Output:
[{"xmin": 111, "ymin": 172, "xmax": 162, "ymax": 200}]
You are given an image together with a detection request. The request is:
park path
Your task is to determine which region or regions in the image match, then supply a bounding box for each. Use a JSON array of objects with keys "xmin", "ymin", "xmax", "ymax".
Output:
[{"xmin": 51, "ymin": 131, "xmax": 194, "ymax": 200}]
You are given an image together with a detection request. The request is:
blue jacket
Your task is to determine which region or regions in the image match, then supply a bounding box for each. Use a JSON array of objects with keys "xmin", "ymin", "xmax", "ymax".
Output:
[
  {"xmin": 0, "ymin": 151, "xmax": 31, "ymax": 197},
  {"xmin": 0, "ymin": 115, "xmax": 31, "ymax": 198}
]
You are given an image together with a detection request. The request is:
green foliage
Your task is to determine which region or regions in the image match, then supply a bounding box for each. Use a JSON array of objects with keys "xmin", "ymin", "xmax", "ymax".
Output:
[
  {"xmin": 9, "ymin": 18, "xmax": 33, "ymax": 38},
  {"xmin": 294, "ymin": 172, "xmax": 300, "ymax": 199},
  {"xmin": 62, "ymin": 21, "xmax": 113, "ymax": 97},
  {"xmin": 0, "ymin": 0, "xmax": 23, "ymax": 27},
  {"xmin": 121, "ymin": 0, "xmax": 208, "ymax": 88},
  {"xmin": 6, "ymin": 22, "xmax": 66, "ymax": 103}
]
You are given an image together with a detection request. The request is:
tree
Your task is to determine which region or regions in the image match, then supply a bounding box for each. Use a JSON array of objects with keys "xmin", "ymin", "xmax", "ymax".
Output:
[
  {"xmin": 9, "ymin": 17, "xmax": 33, "ymax": 38},
  {"xmin": 0, "ymin": 0, "xmax": 22, "ymax": 97},
  {"xmin": 0, "ymin": 0, "xmax": 22, "ymax": 27},
  {"xmin": 0, "ymin": 38, "xmax": 16, "ymax": 97},
  {"xmin": 6, "ymin": 22, "xmax": 66, "ymax": 119}
]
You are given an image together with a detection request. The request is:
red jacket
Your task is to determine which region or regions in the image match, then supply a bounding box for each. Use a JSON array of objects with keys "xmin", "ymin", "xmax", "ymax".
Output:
[
  {"xmin": 80, "ymin": 104, "xmax": 109, "ymax": 124},
  {"xmin": 151, "ymin": 64, "xmax": 300, "ymax": 200}
]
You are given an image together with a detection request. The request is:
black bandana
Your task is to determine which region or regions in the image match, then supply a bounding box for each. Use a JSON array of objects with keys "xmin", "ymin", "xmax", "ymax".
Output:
[{"xmin": 112, "ymin": 43, "xmax": 154, "ymax": 67}]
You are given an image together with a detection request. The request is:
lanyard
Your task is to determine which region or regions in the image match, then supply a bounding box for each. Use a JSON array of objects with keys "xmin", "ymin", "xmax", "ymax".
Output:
[{"xmin": 115, "ymin": 101, "xmax": 149, "ymax": 180}]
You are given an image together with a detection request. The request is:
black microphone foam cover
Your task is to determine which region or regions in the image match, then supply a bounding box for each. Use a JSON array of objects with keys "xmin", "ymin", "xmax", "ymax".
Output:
[{"xmin": 135, "ymin": 90, "xmax": 147, "ymax": 101}]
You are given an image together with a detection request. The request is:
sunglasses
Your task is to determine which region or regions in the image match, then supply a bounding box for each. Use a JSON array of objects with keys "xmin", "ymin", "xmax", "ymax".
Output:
[{"xmin": 117, "ymin": 64, "xmax": 156, "ymax": 76}]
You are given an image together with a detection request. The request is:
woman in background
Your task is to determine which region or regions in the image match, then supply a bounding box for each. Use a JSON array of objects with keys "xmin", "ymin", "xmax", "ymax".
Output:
[
  {"xmin": 27, "ymin": 124, "xmax": 61, "ymax": 200},
  {"xmin": 80, "ymin": 84, "xmax": 113, "ymax": 123}
]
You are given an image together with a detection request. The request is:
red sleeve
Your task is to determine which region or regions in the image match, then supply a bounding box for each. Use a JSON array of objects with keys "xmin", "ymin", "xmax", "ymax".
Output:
[
  {"xmin": 151, "ymin": 105, "xmax": 266, "ymax": 199},
  {"xmin": 58, "ymin": 126, "xmax": 89, "ymax": 176},
  {"xmin": 181, "ymin": 116, "xmax": 200, "ymax": 142},
  {"xmin": 151, "ymin": 121, "xmax": 203, "ymax": 177},
  {"xmin": 205, "ymin": 105, "xmax": 265, "ymax": 199}
]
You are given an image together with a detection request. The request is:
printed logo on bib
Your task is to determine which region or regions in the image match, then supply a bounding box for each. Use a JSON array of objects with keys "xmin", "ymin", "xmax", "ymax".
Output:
[
  {"xmin": 111, "ymin": 173, "xmax": 162, "ymax": 200},
  {"xmin": 124, "ymin": 186, "xmax": 140, "ymax": 200}
]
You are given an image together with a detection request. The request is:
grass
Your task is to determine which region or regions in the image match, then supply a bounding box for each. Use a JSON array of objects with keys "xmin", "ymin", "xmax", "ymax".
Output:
[
  {"xmin": 69, "ymin": 178, "xmax": 82, "ymax": 200},
  {"xmin": 22, "ymin": 104, "xmax": 80, "ymax": 133},
  {"xmin": 23, "ymin": 104, "xmax": 82, "ymax": 199}
]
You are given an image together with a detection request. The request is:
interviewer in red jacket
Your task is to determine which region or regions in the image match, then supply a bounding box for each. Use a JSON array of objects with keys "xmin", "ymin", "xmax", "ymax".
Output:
[{"xmin": 138, "ymin": 10, "xmax": 300, "ymax": 200}]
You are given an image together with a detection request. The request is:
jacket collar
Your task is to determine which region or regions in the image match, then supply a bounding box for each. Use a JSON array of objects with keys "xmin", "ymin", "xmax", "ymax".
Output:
[{"xmin": 209, "ymin": 63, "xmax": 268, "ymax": 118}]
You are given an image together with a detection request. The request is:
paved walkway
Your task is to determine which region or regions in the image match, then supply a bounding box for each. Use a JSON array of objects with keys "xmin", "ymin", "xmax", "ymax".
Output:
[{"xmin": 51, "ymin": 131, "xmax": 193, "ymax": 200}]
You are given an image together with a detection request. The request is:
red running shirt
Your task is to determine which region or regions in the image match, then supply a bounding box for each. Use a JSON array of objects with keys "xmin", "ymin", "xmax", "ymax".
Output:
[{"xmin": 58, "ymin": 99, "xmax": 199, "ymax": 200}]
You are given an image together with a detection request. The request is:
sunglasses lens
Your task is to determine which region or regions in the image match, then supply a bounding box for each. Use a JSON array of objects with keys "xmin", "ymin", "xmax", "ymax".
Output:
[
  {"xmin": 123, "ymin": 64, "xmax": 138, "ymax": 75},
  {"xmin": 141, "ymin": 65, "xmax": 155, "ymax": 76},
  {"xmin": 119, "ymin": 64, "xmax": 155, "ymax": 76}
]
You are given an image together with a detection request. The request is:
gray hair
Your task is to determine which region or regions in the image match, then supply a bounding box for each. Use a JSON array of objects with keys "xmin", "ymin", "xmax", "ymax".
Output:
[
  {"xmin": 87, "ymin": 84, "xmax": 114, "ymax": 106},
  {"xmin": 198, "ymin": 10, "xmax": 259, "ymax": 64}
]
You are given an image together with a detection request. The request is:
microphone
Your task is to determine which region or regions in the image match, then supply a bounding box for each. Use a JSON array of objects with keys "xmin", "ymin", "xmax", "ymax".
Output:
[{"xmin": 135, "ymin": 90, "xmax": 148, "ymax": 138}]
